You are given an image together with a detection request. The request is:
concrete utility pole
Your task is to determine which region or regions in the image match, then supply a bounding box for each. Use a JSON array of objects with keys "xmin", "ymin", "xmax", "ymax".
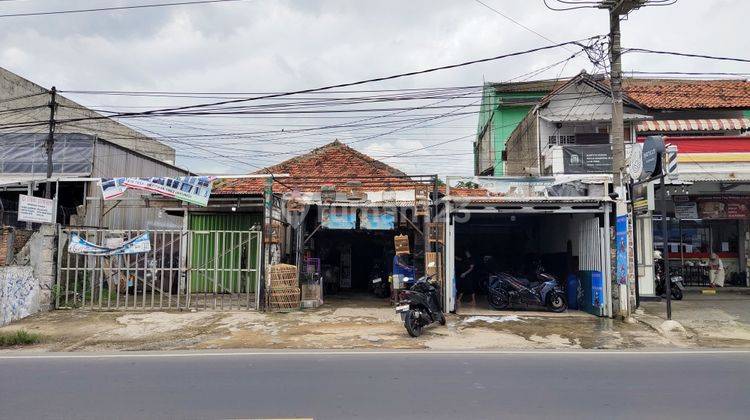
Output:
[
  {"xmin": 601, "ymin": 0, "xmax": 644, "ymax": 193},
  {"xmin": 601, "ymin": 0, "xmax": 645, "ymax": 321},
  {"xmin": 45, "ymin": 86, "xmax": 57, "ymax": 199}
]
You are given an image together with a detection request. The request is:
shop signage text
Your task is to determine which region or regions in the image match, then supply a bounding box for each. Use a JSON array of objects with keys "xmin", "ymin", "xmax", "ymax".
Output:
[{"xmin": 17, "ymin": 194, "xmax": 56, "ymax": 224}]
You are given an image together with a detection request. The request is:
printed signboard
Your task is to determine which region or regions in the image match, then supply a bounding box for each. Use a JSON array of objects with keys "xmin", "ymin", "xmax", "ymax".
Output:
[
  {"xmin": 17, "ymin": 194, "xmax": 56, "ymax": 224},
  {"xmin": 100, "ymin": 176, "xmax": 214, "ymax": 206},
  {"xmin": 674, "ymin": 201, "xmax": 699, "ymax": 220},
  {"xmin": 616, "ymin": 215, "xmax": 629, "ymax": 286},
  {"xmin": 696, "ymin": 196, "xmax": 750, "ymax": 220},
  {"xmin": 321, "ymin": 207, "xmax": 356, "ymax": 229},
  {"xmin": 360, "ymin": 209, "xmax": 395, "ymax": 230},
  {"xmin": 562, "ymin": 144, "xmax": 613, "ymax": 174},
  {"xmin": 68, "ymin": 233, "xmax": 151, "ymax": 256}
]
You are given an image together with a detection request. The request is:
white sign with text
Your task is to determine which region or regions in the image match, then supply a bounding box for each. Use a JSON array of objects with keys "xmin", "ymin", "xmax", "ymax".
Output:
[{"xmin": 17, "ymin": 194, "xmax": 56, "ymax": 224}]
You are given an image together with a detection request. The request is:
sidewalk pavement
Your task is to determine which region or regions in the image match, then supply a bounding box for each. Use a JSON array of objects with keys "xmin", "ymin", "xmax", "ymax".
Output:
[
  {"xmin": 3, "ymin": 295, "xmax": 742, "ymax": 352},
  {"xmin": 638, "ymin": 288, "xmax": 750, "ymax": 348}
]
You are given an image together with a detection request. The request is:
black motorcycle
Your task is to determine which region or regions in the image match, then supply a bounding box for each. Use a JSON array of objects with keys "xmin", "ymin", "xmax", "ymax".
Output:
[
  {"xmin": 487, "ymin": 268, "xmax": 567, "ymax": 312},
  {"xmin": 396, "ymin": 275, "xmax": 445, "ymax": 337},
  {"xmin": 370, "ymin": 266, "xmax": 390, "ymax": 299},
  {"xmin": 654, "ymin": 251, "xmax": 684, "ymax": 300}
]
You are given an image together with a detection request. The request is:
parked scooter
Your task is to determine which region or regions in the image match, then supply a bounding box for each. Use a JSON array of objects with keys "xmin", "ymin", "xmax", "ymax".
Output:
[
  {"xmin": 395, "ymin": 275, "xmax": 445, "ymax": 337},
  {"xmin": 486, "ymin": 266, "xmax": 567, "ymax": 312},
  {"xmin": 654, "ymin": 250, "xmax": 684, "ymax": 300},
  {"xmin": 370, "ymin": 265, "xmax": 390, "ymax": 299}
]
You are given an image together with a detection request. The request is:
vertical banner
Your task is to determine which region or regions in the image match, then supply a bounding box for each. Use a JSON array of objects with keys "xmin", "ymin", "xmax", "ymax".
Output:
[{"xmin": 616, "ymin": 215, "xmax": 629, "ymax": 286}]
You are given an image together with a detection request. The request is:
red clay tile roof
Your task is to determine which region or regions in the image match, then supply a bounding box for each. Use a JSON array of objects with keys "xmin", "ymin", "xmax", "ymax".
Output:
[
  {"xmin": 494, "ymin": 73, "xmax": 750, "ymax": 111},
  {"xmin": 621, "ymin": 79, "xmax": 750, "ymax": 110},
  {"xmin": 213, "ymin": 140, "xmax": 413, "ymax": 195}
]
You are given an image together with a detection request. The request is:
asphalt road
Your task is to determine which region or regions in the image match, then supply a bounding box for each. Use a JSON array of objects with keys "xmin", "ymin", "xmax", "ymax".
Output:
[{"xmin": 1, "ymin": 350, "xmax": 749, "ymax": 420}]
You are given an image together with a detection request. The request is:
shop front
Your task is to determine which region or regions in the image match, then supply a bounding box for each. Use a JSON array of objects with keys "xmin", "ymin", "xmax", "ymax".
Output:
[
  {"xmin": 286, "ymin": 184, "xmax": 435, "ymax": 307},
  {"xmin": 652, "ymin": 187, "xmax": 750, "ymax": 288},
  {"xmin": 633, "ymin": 135, "xmax": 750, "ymax": 295},
  {"xmin": 443, "ymin": 175, "xmax": 614, "ymax": 317}
]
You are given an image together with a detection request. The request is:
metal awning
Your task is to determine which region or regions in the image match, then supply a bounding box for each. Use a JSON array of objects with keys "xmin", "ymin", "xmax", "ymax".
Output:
[
  {"xmin": 637, "ymin": 118, "xmax": 750, "ymax": 132},
  {"xmin": 542, "ymin": 112, "xmax": 651, "ymax": 123}
]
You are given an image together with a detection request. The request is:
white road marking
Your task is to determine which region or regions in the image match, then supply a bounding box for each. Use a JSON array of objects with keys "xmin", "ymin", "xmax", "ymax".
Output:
[{"xmin": 1, "ymin": 349, "xmax": 749, "ymax": 360}]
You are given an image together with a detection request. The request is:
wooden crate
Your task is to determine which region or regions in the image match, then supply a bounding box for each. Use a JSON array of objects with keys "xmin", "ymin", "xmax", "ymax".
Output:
[{"xmin": 425, "ymin": 252, "xmax": 443, "ymax": 283}]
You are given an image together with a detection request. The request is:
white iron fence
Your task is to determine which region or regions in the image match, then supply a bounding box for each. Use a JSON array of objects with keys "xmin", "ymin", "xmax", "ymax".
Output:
[{"xmin": 56, "ymin": 228, "xmax": 261, "ymax": 310}]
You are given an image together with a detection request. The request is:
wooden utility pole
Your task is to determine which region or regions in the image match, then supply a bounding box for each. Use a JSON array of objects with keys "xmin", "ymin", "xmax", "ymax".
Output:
[{"xmin": 45, "ymin": 86, "xmax": 57, "ymax": 199}]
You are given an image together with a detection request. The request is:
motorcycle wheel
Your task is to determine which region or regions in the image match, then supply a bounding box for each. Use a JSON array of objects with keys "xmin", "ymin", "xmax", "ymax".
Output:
[
  {"xmin": 488, "ymin": 291, "xmax": 510, "ymax": 310},
  {"xmin": 671, "ymin": 288, "xmax": 683, "ymax": 301},
  {"xmin": 546, "ymin": 292, "xmax": 567, "ymax": 313},
  {"xmin": 374, "ymin": 285, "xmax": 390, "ymax": 299},
  {"xmin": 438, "ymin": 312, "xmax": 446, "ymax": 326},
  {"xmin": 404, "ymin": 310, "xmax": 423, "ymax": 337}
]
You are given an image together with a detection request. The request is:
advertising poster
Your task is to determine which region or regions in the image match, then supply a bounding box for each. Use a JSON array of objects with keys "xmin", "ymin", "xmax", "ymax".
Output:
[
  {"xmin": 321, "ymin": 207, "xmax": 356, "ymax": 229},
  {"xmin": 100, "ymin": 176, "xmax": 214, "ymax": 206},
  {"xmin": 17, "ymin": 194, "xmax": 56, "ymax": 224},
  {"xmin": 674, "ymin": 201, "xmax": 699, "ymax": 220},
  {"xmin": 697, "ymin": 196, "xmax": 750, "ymax": 220},
  {"xmin": 68, "ymin": 233, "xmax": 151, "ymax": 256},
  {"xmin": 562, "ymin": 144, "xmax": 613, "ymax": 174},
  {"xmin": 360, "ymin": 209, "xmax": 395, "ymax": 230},
  {"xmin": 616, "ymin": 215, "xmax": 629, "ymax": 286}
]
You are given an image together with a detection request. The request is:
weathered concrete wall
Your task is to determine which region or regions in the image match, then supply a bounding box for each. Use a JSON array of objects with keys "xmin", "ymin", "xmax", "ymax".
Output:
[
  {"xmin": 0, "ymin": 266, "xmax": 39, "ymax": 326},
  {"xmin": 0, "ymin": 224, "xmax": 57, "ymax": 325}
]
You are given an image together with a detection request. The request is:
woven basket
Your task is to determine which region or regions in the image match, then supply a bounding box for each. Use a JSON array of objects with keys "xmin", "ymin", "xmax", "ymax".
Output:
[
  {"xmin": 269, "ymin": 264, "xmax": 298, "ymax": 289},
  {"xmin": 268, "ymin": 287, "xmax": 301, "ymax": 311}
]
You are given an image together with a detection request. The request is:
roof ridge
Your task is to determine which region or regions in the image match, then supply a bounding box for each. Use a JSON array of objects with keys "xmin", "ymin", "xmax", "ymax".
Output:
[{"xmin": 252, "ymin": 140, "xmax": 406, "ymax": 177}]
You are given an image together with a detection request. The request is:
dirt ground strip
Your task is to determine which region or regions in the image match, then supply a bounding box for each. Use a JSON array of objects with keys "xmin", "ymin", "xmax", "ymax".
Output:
[{"xmin": 0, "ymin": 299, "xmax": 689, "ymax": 352}]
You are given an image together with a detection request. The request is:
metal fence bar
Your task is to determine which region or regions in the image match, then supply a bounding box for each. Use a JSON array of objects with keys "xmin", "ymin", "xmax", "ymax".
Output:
[
  {"xmin": 55, "ymin": 228, "xmax": 261, "ymax": 312},
  {"xmin": 55, "ymin": 226, "xmax": 63, "ymax": 309}
]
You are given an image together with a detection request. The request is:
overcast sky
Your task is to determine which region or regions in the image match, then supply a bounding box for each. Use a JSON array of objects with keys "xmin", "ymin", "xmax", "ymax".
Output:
[{"xmin": 1, "ymin": 0, "xmax": 747, "ymax": 177}]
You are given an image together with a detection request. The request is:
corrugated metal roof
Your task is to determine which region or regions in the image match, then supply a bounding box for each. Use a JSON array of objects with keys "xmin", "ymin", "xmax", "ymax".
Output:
[
  {"xmin": 673, "ymin": 173, "xmax": 750, "ymax": 183},
  {"xmin": 446, "ymin": 196, "xmax": 608, "ymax": 204},
  {"xmin": 542, "ymin": 112, "xmax": 651, "ymax": 123}
]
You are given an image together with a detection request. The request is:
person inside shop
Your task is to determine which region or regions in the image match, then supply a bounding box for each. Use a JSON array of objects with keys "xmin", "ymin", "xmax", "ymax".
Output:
[
  {"xmin": 456, "ymin": 248, "xmax": 478, "ymax": 308},
  {"xmin": 709, "ymin": 252, "xmax": 725, "ymax": 288}
]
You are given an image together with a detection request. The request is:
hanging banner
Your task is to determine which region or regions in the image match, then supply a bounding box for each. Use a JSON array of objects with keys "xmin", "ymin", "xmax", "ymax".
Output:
[
  {"xmin": 615, "ymin": 215, "xmax": 629, "ymax": 286},
  {"xmin": 100, "ymin": 176, "xmax": 214, "ymax": 206},
  {"xmin": 68, "ymin": 233, "xmax": 151, "ymax": 256},
  {"xmin": 321, "ymin": 207, "xmax": 356, "ymax": 229},
  {"xmin": 360, "ymin": 209, "xmax": 395, "ymax": 230},
  {"xmin": 17, "ymin": 194, "xmax": 56, "ymax": 224}
]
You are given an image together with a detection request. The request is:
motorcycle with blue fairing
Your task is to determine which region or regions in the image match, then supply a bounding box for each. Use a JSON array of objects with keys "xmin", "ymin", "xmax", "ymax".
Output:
[
  {"xmin": 487, "ymin": 265, "xmax": 567, "ymax": 312},
  {"xmin": 395, "ymin": 275, "xmax": 445, "ymax": 337}
]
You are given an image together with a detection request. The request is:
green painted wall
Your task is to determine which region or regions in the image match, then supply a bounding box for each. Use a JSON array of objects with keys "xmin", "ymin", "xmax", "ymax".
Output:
[
  {"xmin": 188, "ymin": 212, "xmax": 262, "ymax": 293},
  {"xmin": 491, "ymin": 103, "xmax": 533, "ymax": 174},
  {"xmin": 475, "ymin": 85, "xmax": 547, "ymax": 175}
]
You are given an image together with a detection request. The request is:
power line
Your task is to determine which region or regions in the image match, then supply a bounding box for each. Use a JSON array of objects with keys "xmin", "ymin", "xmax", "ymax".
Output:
[
  {"xmin": 0, "ymin": 0, "xmax": 245, "ymax": 18},
  {"xmin": 43, "ymin": 37, "xmax": 600, "ymax": 126},
  {"xmin": 624, "ymin": 48, "xmax": 750, "ymax": 64},
  {"xmin": 472, "ymin": 0, "xmax": 574, "ymax": 52}
]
